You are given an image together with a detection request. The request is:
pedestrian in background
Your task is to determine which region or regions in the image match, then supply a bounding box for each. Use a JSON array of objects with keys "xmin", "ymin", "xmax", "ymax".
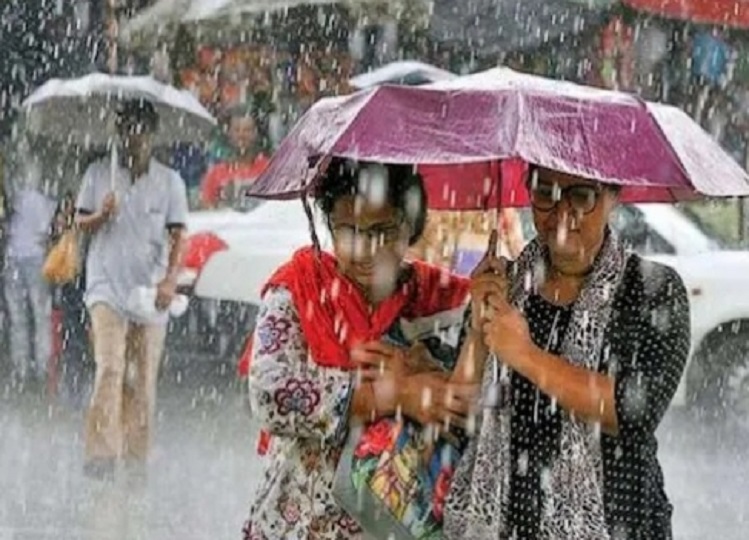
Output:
[
  {"xmin": 50, "ymin": 191, "xmax": 91, "ymax": 408},
  {"xmin": 4, "ymin": 142, "xmax": 56, "ymax": 392},
  {"xmin": 75, "ymin": 99, "xmax": 188, "ymax": 480}
]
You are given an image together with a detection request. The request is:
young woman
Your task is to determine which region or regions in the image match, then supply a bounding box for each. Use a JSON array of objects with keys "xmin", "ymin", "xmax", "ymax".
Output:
[{"xmin": 243, "ymin": 160, "xmax": 472, "ymax": 539}]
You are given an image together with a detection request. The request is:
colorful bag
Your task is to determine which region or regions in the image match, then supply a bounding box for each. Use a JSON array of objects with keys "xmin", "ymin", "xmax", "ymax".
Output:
[{"xmin": 333, "ymin": 416, "xmax": 463, "ymax": 540}]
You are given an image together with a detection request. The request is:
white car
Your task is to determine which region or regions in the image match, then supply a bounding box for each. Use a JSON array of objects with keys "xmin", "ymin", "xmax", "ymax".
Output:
[
  {"xmin": 166, "ymin": 200, "xmax": 327, "ymax": 366},
  {"xmin": 179, "ymin": 200, "xmax": 749, "ymax": 420},
  {"xmin": 186, "ymin": 200, "xmax": 329, "ymax": 304},
  {"xmin": 611, "ymin": 204, "xmax": 749, "ymax": 419}
]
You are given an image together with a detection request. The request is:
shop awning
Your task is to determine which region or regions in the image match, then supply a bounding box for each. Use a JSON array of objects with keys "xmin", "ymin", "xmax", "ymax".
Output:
[{"xmin": 624, "ymin": 0, "xmax": 749, "ymax": 29}]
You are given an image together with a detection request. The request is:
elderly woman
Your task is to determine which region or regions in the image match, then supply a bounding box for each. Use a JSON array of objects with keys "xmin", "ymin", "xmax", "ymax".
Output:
[
  {"xmin": 244, "ymin": 160, "xmax": 471, "ymax": 539},
  {"xmin": 444, "ymin": 167, "xmax": 691, "ymax": 540}
]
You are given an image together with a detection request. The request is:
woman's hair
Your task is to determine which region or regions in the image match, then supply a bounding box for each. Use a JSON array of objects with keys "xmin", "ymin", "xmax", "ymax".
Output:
[{"xmin": 315, "ymin": 159, "xmax": 428, "ymax": 246}]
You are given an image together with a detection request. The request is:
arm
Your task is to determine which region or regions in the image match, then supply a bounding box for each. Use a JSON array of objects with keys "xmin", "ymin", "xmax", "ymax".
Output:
[
  {"xmin": 500, "ymin": 265, "xmax": 690, "ymax": 437},
  {"xmin": 510, "ymin": 345, "xmax": 619, "ymax": 434},
  {"xmin": 164, "ymin": 226, "xmax": 186, "ymax": 283},
  {"xmin": 48, "ymin": 202, "xmax": 65, "ymax": 245},
  {"xmin": 74, "ymin": 165, "xmax": 106, "ymax": 233},
  {"xmin": 450, "ymin": 306, "xmax": 490, "ymax": 385},
  {"xmin": 249, "ymin": 287, "xmax": 380, "ymax": 442},
  {"xmin": 611, "ymin": 265, "xmax": 690, "ymax": 437},
  {"xmin": 75, "ymin": 210, "xmax": 108, "ymax": 233},
  {"xmin": 164, "ymin": 174, "xmax": 189, "ymax": 284}
]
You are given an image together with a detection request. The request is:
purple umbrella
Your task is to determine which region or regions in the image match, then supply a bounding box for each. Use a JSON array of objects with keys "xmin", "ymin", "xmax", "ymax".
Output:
[{"xmin": 247, "ymin": 67, "xmax": 749, "ymax": 209}]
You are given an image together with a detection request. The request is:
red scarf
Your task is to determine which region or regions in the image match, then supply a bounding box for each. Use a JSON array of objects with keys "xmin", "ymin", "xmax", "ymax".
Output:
[{"xmin": 262, "ymin": 247, "xmax": 469, "ymax": 369}]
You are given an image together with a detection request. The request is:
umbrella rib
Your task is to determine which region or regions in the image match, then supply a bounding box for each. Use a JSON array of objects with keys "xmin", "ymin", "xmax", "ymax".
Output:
[
  {"xmin": 307, "ymin": 88, "xmax": 382, "ymax": 190},
  {"xmin": 634, "ymin": 97, "xmax": 694, "ymax": 190}
]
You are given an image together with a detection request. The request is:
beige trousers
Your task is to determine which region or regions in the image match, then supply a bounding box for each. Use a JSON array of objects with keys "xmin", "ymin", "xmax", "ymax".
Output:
[{"xmin": 85, "ymin": 303, "xmax": 166, "ymax": 463}]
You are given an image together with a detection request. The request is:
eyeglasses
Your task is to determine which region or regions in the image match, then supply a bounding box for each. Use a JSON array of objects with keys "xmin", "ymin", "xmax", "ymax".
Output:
[{"xmin": 529, "ymin": 181, "xmax": 602, "ymax": 215}]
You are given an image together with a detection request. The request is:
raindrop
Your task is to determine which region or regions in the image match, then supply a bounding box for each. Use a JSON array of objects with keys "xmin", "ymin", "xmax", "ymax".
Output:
[
  {"xmin": 483, "ymin": 176, "xmax": 492, "ymax": 196},
  {"xmin": 523, "ymin": 269, "xmax": 533, "ymax": 293},
  {"xmin": 517, "ymin": 450, "xmax": 529, "ymax": 476},
  {"xmin": 556, "ymin": 218, "xmax": 569, "ymax": 247},
  {"xmin": 540, "ymin": 467, "xmax": 552, "ymax": 493},
  {"xmin": 420, "ymin": 386, "xmax": 432, "ymax": 411},
  {"xmin": 531, "ymin": 172, "xmax": 538, "ymax": 190}
]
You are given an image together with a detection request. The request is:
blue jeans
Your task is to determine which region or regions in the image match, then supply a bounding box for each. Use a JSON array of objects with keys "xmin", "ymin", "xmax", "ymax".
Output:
[{"xmin": 4, "ymin": 255, "xmax": 52, "ymax": 379}]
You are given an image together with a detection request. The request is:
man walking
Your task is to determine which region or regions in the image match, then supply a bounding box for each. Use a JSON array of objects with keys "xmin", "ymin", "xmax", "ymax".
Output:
[{"xmin": 75, "ymin": 99, "xmax": 187, "ymax": 479}]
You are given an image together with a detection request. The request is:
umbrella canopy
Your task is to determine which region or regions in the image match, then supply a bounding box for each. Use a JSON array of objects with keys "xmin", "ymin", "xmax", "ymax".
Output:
[
  {"xmin": 349, "ymin": 61, "xmax": 457, "ymax": 89},
  {"xmin": 20, "ymin": 73, "xmax": 216, "ymax": 147},
  {"xmin": 120, "ymin": 0, "xmax": 333, "ymax": 44},
  {"xmin": 120, "ymin": 0, "xmax": 420, "ymax": 46},
  {"xmin": 246, "ymin": 67, "xmax": 749, "ymax": 209},
  {"xmin": 624, "ymin": 0, "xmax": 749, "ymax": 29}
]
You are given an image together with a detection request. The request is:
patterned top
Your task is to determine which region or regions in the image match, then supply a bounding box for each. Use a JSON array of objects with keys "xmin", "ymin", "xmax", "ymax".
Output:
[
  {"xmin": 244, "ymin": 286, "xmax": 465, "ymax": 539},
  {"xmin": 244, "ymin": 287, "xmax": 358, "ymax": 539},
  {"xmin": 453, "ymin": 255, "xmax": 690, "ymax": 540}
]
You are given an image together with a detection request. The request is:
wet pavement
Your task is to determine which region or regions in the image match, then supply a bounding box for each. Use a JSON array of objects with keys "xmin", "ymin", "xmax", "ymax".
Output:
[{"xmin": 0, "ymin": 372, "xmax": 747, "ymax": 540}]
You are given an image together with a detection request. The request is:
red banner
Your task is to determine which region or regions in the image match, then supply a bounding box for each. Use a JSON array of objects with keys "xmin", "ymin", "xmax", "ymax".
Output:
[{"xmin": 625, "ymin": 0, "xmax": 749, "ymax": 29}]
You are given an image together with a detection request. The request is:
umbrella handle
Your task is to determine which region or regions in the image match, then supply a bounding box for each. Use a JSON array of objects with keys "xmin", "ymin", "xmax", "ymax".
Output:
[
  {"xmin": 301, "ymin": 194, "xmax": 321, "ymax": 254},
  {"xmin": 494, "ymin": 161, "xmax": 504, "ymax": 258}
]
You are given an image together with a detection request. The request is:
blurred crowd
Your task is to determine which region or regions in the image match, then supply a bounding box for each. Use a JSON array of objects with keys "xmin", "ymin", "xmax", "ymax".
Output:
[{"xmin": 3, "ymin": 0, "xmax": 749, "ymax": 402}]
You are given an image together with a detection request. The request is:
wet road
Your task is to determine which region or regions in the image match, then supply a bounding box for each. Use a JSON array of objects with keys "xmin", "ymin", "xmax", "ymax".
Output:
[{"xmin": 1, "ymin": 373, "xmax": 747, "ymax": 540}]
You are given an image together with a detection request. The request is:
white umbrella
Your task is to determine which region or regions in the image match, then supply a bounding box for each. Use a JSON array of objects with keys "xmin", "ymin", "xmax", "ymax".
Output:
[
  {"xmin": 349, "ymin": 60, "xmax": 457, "ymax": 89},
  {"xmin": 120, "ymin": 0, "xmax": 420, "ymax": 46},
  {"xmin": 21, "ymin": 73, "xmax": 216, "ymax": 147}
]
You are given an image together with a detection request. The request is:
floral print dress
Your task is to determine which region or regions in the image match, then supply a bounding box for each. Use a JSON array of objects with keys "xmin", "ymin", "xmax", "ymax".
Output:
[{"xmin": 244, "ymin": 286, "xmax": 465, "ymax": 540}]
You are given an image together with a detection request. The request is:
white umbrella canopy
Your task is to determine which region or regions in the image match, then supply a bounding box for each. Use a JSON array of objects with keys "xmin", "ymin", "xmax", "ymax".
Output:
[
  {"xmin": 21, "ymin": 73, "xmax": 216, "ymax": 147},
  {"xmin": 349, "ymin": 60, "xmax": 457, "ymax": 89},
  {"xmin": 120, "ymin": 0, "xmax": 421, "ymax": 47},
  {"xmin": 121, "ymin": 0, "xmax": 246, "ymax": 44}
]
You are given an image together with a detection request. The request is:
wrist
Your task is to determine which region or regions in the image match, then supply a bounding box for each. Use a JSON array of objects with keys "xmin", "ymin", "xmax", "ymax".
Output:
[
  {"xmin": 397, "ymin": 377, "xmax": 413, "ymax": 412},
  {"xmin": 352, "ymin": 382, "xmax": 376, "ymax": 420},
  {"xmin": 372, "ymin": 379, "xmax": 397, "ymax": 417}
]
